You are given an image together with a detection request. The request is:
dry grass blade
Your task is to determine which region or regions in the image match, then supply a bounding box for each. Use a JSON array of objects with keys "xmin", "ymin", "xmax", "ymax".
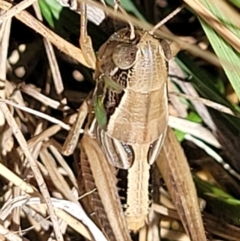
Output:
[
  {"xmin": 14, "ymin": 111, "xmax": 79, "ymax": 158},
  {"xmin": 0, "ymin": 224, "xmax": 24, "ymax": 241},
  {"xmin": 0, "ymin": 0, "xmax": 37, "ymax": 23},
  {"xmin": 152, "ymin": 203, "xmax": 240, "ymax": 240},
  {"xmin": 184, "ymin": 134, "xmax": 240, "ymax": 180},
  {"xmin": 0, "ymin": 163, "xmax": 102, "ymax": 240},
  {"xmin": 62, "ymin": 101, "xmax": 88, "ymax": 155},
  {"xmin": 33, "ymin": 2, "xmax": 65, "ymax": 97},
  {"xmin": 0, "ymin": 98, "xmax": 70, "ymax": 130},
  {"xmin": 168, "ymin": 81, "xmax": 188, "ymax": 118},
  {"xmin": 16, "ymin": 125, "xmax": 61, "ymax": 156},
  {"xmin": 40, "ymin": 147, "xmax": 75, "ymax": 201},
  {"xmin": 20, "ymin": 83, "xmax": 70, "ymax": 111},
  {"xmin": 1, "ymin": 196, "xmax": 108, "ymax": 241},
  {"xmin": 0, "ymin": 18, "xmax": 10, "ymax": 80},
  {"xmin": 49, "ymin": 145, "xmax": 78, "ymax": 188},
  {"xmin": 183, "ymin": 0, "xmax": 240, "ymax": 53},
  {"xmin": 201, "ymin": 0, "xmax": 240, "ymax": 100},
  {"xmin": 0, "ymin": 0, "xmax": 90, "ymax": 68},
  {"xmin": 0, "ymin": 30, "xmax": 11, "ymax": 158},
  {"xmin": 168, "ymin": 115, "xmax": 220, "ymax": 147},
  {"xmin": 0, "ymin": 103, "xmax": 64, "ymax": 241},
  {"xmin": 0, "ymin": 163, "xmax": 36, "ymax": 194},
  {"xmin": 169, "ymin": 64, "xmax": 217, "ymax": 132},
  {"xmin": 170, "ymin": 92, "xmax": 235, "ymax": 116}
]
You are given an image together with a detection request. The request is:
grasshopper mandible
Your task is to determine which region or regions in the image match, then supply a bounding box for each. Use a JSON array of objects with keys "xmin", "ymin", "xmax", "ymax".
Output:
[{"xmin": 92, "ymin": 27, "xmax": 171, "ymax": 231}]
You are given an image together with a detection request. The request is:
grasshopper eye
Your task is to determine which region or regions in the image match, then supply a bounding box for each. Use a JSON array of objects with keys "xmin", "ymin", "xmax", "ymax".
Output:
[{"xmin": 112, "ymin": 43, "xmax": 139, "ymax": 70}]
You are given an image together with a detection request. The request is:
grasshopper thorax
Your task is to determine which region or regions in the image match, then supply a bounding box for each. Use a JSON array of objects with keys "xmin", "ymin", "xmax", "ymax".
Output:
[{"xmin": 94, "ymin": 28, "xmax": 170, "ymax": 145}]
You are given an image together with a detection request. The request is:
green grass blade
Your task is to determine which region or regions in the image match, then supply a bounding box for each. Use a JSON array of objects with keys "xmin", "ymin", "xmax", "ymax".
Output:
[
  {"xmin": 226, "ymin": 0, "xmax": 240, "ymax": 9},
  {"xmin": 194, "ymin": 175, "xmax": 240, "ymax": 225},
  {"xmin": 104, "ymin": 0, "xmax": 145, "ymax": 21},
  {"xmin": 197, "ymin": 0, "xmax": 240, "ymax": 100}
]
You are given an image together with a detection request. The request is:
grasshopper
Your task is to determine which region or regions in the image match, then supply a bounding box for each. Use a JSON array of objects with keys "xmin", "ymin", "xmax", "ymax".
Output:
[
  {"xmin": 62, "ymin": 2, "xmax": 207, "ymax": 240},
  {"xmin": 0, "ymin": 0, "xmax": 236, "ymax": 240},
  {"xmin": 92, "ymin": 27, "xmax": 170, "ymax": 231}
]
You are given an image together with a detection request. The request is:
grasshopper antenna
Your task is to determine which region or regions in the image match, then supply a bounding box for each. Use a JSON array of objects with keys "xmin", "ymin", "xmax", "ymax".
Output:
[
  {"xmin": 149, "ymin": 5, "xmax": 184, "ymax": 35},
  {"xmin": 114, "ymin": 0, "xmax": 135, "ymax": 40}
]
